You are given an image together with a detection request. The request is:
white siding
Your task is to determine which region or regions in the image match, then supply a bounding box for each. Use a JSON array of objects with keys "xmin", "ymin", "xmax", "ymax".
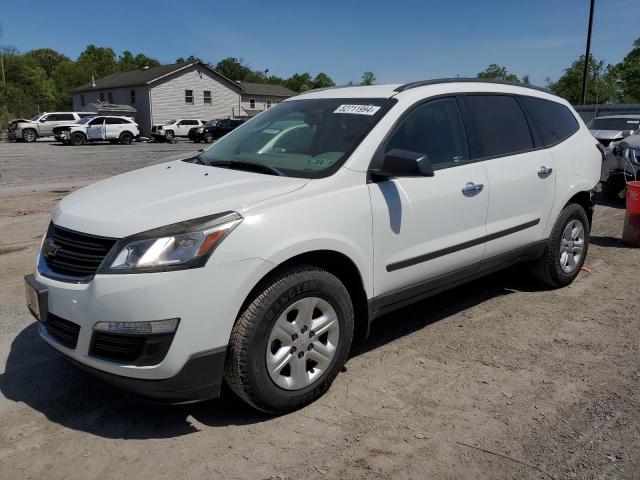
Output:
[
  {"xmin": 150, "ymin": 65, "xmax": 241, "ymax": 125},
  {"xmin": 240, "ymin": 94, "xmax": 285, "ymax": 114},
  {"xmin": 71, "ymin": 86, "xmax": 153, "ymax": 135}
]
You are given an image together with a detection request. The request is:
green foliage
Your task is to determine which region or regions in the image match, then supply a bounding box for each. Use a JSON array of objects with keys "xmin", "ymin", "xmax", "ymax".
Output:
[
  {"xmin": 360, "ymin": 71, "xmax": 376, "ymax": 86},
  {"xmin": 119, "ymin": 51, "xmax": 160, "ymax": 71},
  {"xmin": 477, "ymin": 64, "xmax": 519, "ymax": 82},
  {"xmin": 312, "ymin": 73, "xmax": 335, "ymax": 89},
  {"xmin": 214, "ymin": 57, "xmax": 253, "ymax": 81},
  {"xmin": 618, "ymin": 38, "xmax": 640, "ymax": 102},
  {"xmin": 548, "ymin": 54, "xmax": 623, "ymax": 104},
  {"xmin": 176, "ymin": 55, "xmax": 205, "ymax": 64}
]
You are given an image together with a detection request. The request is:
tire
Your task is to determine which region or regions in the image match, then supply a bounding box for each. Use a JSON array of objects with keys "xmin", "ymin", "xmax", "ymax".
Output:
[
  {"xmin": 532, "ymin": 203, "xmax": 590, "ymax": 288},
  {"xmin": 22, "ymin": 129, "xmax": 38, "ymax": 142},
  {"xmin": 119, "ymin": 131, "xmax": 133, "ymax": 145},
  {"xmin": 602, "ymin": 177, "xmax": 625, "ymax": 201},
  {"xmin": 225, "ymin": 265, "xmax": 354, "ymax": 414},
  {"xmin": 204, "ymin": 133, "xmax": 214, "ymax": 143},
  {"xmin": 70, "ymin": 132, "xmax": 86, "ymax": 146},
  {"xmin": 164, "ymin": 130, "xmax": 175, "ymax": 140}
]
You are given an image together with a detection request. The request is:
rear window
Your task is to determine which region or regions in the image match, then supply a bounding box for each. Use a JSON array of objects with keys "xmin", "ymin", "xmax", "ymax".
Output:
[
  {"xmin": 520, "ymin": 96, "xmax": 579, "ymax": 146},
  {"xmin": 465, "ymin": 95, "xmax": 533, "ymax": 157}
]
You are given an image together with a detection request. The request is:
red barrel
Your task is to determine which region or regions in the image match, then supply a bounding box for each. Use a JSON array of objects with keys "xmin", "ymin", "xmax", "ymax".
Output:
[{"xmin": 623, "ymin": 181, "xmax": 640, "ymax": 247}]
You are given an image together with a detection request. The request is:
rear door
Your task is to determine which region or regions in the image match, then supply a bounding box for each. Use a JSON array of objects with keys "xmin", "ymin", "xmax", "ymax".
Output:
[
  {"xmin": 369, "ymin": 96, "xmax": 489, "ymax": 310},
  {"xmin": 462, "ymin": 94, "xmax": 555, "ymax": 259},
  {"xmin": 104, "ymin": 117, "xmax": 124, "ymax": 139},
  {"xmin": 87, "ymin": 117, "xmax": 105, "ymax": 140}
]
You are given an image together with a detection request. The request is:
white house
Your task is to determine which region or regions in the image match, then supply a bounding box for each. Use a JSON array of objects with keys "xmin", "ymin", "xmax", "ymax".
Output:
[
  {"xmin": 72, "ymin": 62, "xmax": 242, "ymax": 136},
  {"xmin": 239, "ymin": 82, "xmax": 297, "ymax": 117}
]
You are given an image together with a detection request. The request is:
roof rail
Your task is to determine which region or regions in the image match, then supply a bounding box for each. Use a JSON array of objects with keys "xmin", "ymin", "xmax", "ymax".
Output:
[{"xmin": 394, "ymin": 78, "xmax": 552, "ymax": 94}]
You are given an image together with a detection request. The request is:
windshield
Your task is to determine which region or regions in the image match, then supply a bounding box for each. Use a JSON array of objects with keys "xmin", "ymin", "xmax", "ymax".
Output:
[
  {"xmin": 165, "ymin": 119, "xmax": 177, "ymax": 125},
  {"xmin": 30, "ymin": 115, "xmax": 40, "ymax": 121},
  {"xmin": 588, "ymin": 117, "xmax": 640, "ymax": 131},
  {"xmin": 198, "ymin": 98, "xmax": 395, "ymax": 178},
  {"xmin": 205, "ymin": 120, "xmax": 220, "ymax": 127},
  {"xmin": 78, "ymin": 116, "xmax": 95, "ymax": 125}
]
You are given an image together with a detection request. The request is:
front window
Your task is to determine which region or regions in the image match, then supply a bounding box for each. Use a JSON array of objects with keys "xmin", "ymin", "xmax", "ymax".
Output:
[
  {"xmin": 108, "ymin": 92, "xmax": 113, "ymax": 103},
  {"xmin": 249, "ymin": 98, "xmax": 256, "ymax": 109},
  {"xmin": 130, "ymin": 89, "xmax": 136, "ymax": 104},
  {"xmin": 185, "ymin": 90, "xmax": 194, "ymax": 104},
  {"xmin": 587, "ymin": 117, "xmax": 640, "ymax": 131},
  {"xmin": 197, "ymin": 98, "xmax": 396, "ymax": 179},
  {"xmin": 81, "ymin": 94, "xmax": 85, "ymax": 107},
  {"xmin": 100, "ymin": 93, "xmax": 105, "ymax": 101},
  {"xmin": 266, "ymin": 99, "xmax": 272, "ymax": 109},
  {"xmin": 78, "ymin": 116, "xmax": 95, "ymax": 125},
  {"xmin": 204, "ymin": 90, "xmax": 212, "ymax": 105}
]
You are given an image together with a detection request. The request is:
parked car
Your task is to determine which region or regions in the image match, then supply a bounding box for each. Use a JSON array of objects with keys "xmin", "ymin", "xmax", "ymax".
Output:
[
  {"xmin": 8, "ymin": 112, "xmax": 96, "ymax": 142},
  {"xmin": 614, "ymin": 134, "xmax": 640, "ymax": 183},
  {"xmin": 151, "ymin": 119, "xmax": 206, "ymax": 140},
  {"xmin": 588, "ymin": 115, "xmax": 640, "ymax": 198},
  {"xmin": 25, "ymin": 79, "xmax": 600, "ymax": 413},
  {"xmin": 188, "ymin": 118, "xmax": 244, "ymax": 143},
  {"xmin": 53, "ymin": 116, "xmax": 140, "ymax": 146}
]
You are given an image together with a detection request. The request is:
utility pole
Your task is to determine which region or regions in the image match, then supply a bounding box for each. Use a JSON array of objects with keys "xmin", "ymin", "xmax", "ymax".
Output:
[
  {"xmin": 581, "ymin": 0, "xmax": 595, "ymax": 105},
  {"xmin": 1, "ymin": 55, "xmax": 5, "ymax": 85}
]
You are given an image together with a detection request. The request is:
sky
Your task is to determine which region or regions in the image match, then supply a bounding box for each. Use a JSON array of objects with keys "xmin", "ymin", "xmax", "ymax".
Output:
[{"xmin": 1, "ymin": 0, "xmax": 639, "ymax": 87}]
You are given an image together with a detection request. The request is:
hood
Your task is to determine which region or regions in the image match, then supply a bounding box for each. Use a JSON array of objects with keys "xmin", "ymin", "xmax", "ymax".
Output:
[
  {"xmin": 53, "ymin": 159, "xmax": 308, "ymax": 238},
  {"xmin": 590, "ymin": 129, "xmax": 625, "ymax": 141}
]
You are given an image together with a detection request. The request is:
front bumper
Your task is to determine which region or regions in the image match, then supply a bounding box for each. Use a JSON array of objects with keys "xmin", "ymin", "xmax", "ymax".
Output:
[{"xmin": 26, "ymin": 256, "xmax": 272, "ymax": 402}]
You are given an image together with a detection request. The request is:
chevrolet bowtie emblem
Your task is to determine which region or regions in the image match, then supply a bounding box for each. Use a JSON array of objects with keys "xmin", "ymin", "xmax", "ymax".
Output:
[{"xmin": 43, "ymin": 238, "xmax": 61, "ymax": 258}]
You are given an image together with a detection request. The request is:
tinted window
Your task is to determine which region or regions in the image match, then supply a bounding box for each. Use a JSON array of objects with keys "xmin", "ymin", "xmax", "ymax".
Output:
[
  {"xmin": 466, "ymin": 95, "xmax": 533, "ymax": 157},
  {"xmin": 47, "ymin": 114, "xmax": 75, "ymax": 121},
  {"xmin": 105, "ymin": 117, "xmax": 123, "ymax": 124},
  {"xmin": 89, "ymin": 117, "xmax": 104, "ymax": 125},
  {"xmin": 520, "ymin": 97, "xmax": 579, "ymax": 146},
  {"xmin": 385, "ymin": 97, "xmax": 469, "ymax": 168}
]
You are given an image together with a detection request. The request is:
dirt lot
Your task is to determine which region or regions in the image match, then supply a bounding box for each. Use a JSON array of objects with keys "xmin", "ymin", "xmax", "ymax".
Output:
[{"xmin": 0, "ymin": 140, "xmax": 639, "ymax": 480}]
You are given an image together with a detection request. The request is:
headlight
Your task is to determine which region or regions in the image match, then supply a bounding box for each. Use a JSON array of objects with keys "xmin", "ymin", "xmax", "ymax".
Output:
[
  {"xmin": 197, "ymin": 127, "xmax": 204, "ymax": 133},
  {"xmin": 103, "ymin": 212, "xmax": 242, "ymax": 274}
]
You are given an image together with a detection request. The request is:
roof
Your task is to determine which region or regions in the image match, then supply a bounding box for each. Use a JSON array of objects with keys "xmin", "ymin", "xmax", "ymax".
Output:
[
  {"xmin": 295, "ymin": 84, "xmax": 402, "ymax": 100},
  {"xmin": 240, "ymin": 82, "xmax": 297, "ymax": 97},
  {"xmin": 72, "ymin": 62, "xmax": 242, "ymax": 93},
  {"xmin": 584, "ymin": 114, "xmax": 640, "ymax": 119},
  {"xmin": 393, "ymin": 78, "xmax": 552, "ymax": 94}
]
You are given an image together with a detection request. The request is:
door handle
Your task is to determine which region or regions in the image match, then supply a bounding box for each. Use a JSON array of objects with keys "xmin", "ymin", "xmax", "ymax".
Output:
[
  {"xmin": 462, "ymin": 182, "xmax": 484, "ymax": 196},
  {"xmin": 538, "ymin": 166, "xmax": 553, "ymax": 178}
]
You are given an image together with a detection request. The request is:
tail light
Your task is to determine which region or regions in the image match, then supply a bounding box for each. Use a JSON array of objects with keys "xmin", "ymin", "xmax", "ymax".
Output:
[{"xmin": 596, "ymin": 143, "xmax": 606, "ymax": 162}]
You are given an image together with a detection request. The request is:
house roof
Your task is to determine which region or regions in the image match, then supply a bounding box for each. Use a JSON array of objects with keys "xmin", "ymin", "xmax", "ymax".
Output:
[
  {"xmin": 72, "ymin": 62, "xmax": 242, "ymax": 93},
  {"xmin": 240, "ymin": 82, "xmax": 297, "ymax": 98}
]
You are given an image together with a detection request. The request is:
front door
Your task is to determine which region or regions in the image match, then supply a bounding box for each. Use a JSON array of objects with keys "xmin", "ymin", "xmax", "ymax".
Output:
[
  {"xmin": 87, "ymin": 117, "xmax": 105, "ymax": 140},
  {"xmin": 369, "ymin": 97, "xmax": 489, "ymax": 311}
]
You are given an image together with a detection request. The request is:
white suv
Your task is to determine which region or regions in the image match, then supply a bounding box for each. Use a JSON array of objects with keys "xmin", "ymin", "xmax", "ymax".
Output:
[
  {"xmin": 25, "ymin": 80, "xmax": 600, "ymax": 412},
  {"xmin": 9, "ymin": 112, "xmax": 96, "ymax": 142},
  {"xmin": 151, "ymin": 119, "xmax": 206, "ymax": 140},
  {"xmin": 54, "ymin": 116, "xmax": 140, "ymax": 146}
]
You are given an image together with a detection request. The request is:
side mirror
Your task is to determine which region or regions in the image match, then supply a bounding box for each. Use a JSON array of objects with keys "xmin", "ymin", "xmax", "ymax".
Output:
[
  {"xmin": 39, "ymin": 118, "xmax": 46, "ymax": 123},
  {"xmin": 372, "ymin": 149, "xmax": 434, "ymax": 179}
]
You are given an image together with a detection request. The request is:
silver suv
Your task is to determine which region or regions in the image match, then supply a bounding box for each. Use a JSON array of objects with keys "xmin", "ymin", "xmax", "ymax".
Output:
[{"xmin": 9, "ymin": 112, "xmax": 96, "ymax": 142}]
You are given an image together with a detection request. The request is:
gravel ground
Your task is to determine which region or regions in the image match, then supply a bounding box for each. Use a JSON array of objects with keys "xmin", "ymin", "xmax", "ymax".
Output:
[{"xmin": 0, "ymin": 140, "xmax": 639, "ymax": 480}]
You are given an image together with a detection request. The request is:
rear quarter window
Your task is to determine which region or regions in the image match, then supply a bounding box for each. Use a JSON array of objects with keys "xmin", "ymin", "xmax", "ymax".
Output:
[{"xmin": 520, "ymin": 96, "xmax": 579, "ymax": 146}]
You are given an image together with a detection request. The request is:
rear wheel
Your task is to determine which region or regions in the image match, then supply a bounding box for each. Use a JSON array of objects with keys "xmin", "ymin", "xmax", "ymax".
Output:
[
  {"xmin": 22, "ymin": 129, "xmax": 38, "ymax": 142},
  {"xmin": 532, "ymin": 203, "xmax": 590, "ymax": 288},
  {"xmin": 70, "ymin": 132, "xmax": 86, "ymax": 146},
  {"xmin": 119, "ymin": 131, "xmax": 133, "ymax": 145},
  {"xmin": 225, "ymin": 266, "xmax": 354, "ymax": 413}
]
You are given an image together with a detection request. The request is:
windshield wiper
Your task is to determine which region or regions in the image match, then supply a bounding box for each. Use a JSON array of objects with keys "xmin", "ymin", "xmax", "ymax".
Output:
[{"xmin": 206, "ymin": 160, "xmax": 284, "ymax": 176}]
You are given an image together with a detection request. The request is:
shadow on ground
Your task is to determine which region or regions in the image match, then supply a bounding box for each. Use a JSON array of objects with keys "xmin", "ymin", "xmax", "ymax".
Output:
[{"xmin": 1, "ymin": 268, "xmax": 546, "ymax": 440}]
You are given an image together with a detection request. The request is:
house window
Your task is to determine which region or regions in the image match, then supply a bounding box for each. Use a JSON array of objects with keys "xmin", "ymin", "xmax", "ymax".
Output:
[
  {"xmin": 130, "ymin": 89, "xmax": 136, "ymax": 104},
  {"xmin": 99, "ymin": 93, "xmax": 105, "ymax": 102},
  {"xmin": 249, "ymin": 98, "xmax": 256, "ymax": 109},
  {"xmin": 185, "ymin": 89, "xmax": 194, "ymax": 104},
  {"xmin": 203, "ymin": 90, "xmax": 211, "ymax": 105},
  {"xmin": 108, "ymin": 92, "xmax": 113, "ymax": 103},
  {"xmin": 266, "ymin": 99, "xmax": 272, "ymax": 109},
  {"xmin": 80, "ymin": 94, "xmax": 85, "ymax": 107}
]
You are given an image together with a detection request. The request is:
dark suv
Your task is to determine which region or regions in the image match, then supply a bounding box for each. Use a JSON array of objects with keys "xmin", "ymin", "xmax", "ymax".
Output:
[{"xmin": 188, "ymin": 118, "xmax": 244, "ymax": 143}]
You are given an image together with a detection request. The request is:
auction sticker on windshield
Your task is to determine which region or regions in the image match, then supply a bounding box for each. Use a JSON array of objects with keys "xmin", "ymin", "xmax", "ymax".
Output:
[{"xmin": 334, "ymin": 104, "xmax": 381, "ymax": 115}]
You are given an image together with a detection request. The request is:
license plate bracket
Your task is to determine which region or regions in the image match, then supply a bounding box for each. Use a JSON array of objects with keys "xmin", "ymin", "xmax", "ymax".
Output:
[{"xmin": 24, "ymin": 274, "xmax": 48, "ymax": 323}]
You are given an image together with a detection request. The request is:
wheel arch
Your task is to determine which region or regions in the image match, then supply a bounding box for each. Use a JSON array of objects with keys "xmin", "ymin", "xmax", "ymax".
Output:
[{"xmin": 237, "ymin": 250, "xmax": 371, "ymax": 341}]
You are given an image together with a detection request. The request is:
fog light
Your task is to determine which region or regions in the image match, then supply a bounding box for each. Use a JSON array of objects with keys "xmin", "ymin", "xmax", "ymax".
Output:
[{"xmin": 93, "ymin": 318, "xmax": 179, "ymax": 335}]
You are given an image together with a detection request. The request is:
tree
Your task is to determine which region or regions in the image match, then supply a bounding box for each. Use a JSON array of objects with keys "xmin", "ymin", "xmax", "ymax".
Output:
[
  {"xmin": 360, "ymin": 71, "xmax": 376, "ymax": 86},
  {"xmin": 176, "ymin": 55, "xmax": 204, "ymax": 64},
  {"xmin": 548, "ymin": 54, "xmax": 622, "ymax": 104},
  {"xmin": 286, "ymin": 72, "xmax": 312, "ymax": 92},
  {"xmin": 618, "ymin": 37, "xmax": 640, "ymax": 102},
  {"xmin": 118, "ymin": 51, "xmax": 160, "ymax": 71},
  {"xmin": 23, "ymin": 48, "xmax": 70, "ymax": 76},
  {"xmin": 312, "ymin": 72, "xmax": 335, "ymax": 89},
  {"xmin": 477, "ymin": 64, "xmax": 519, "ymax": 82},
  {"xmin": 214, "ymin": 57, "xmax": 252, "ymax": 80}
]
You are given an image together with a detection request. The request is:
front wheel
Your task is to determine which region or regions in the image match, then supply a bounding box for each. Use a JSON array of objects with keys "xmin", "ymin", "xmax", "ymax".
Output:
[
  {"xmin": 532, "ymin": 203, "xmax": 590, "ymax": 288},
  {"xmin": 164, "ymin": 130, "xmax": 175, "ymax": 140},
  {"xmin": 22, "ymin": 129, "xmax": 38, "ymax": 142},
  {"xmin": 70, "ymin": 132, "xmax": 86, "ymax": 146},
  {"xmin": 225, "ymin": 266, "xmax": 354, "ymax": 413},
  {"xmin": 204, "ymin": 133, "xmax": 214, "ymax": 143}
]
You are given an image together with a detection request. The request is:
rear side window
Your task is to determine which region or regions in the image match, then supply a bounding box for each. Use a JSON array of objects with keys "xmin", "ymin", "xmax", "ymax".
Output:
[
  {"xmin": 105, "ymin": 117, "xmax": 124, "ymax": 124},
  {"xmin": 465, "ymin": 95, "xmax": 533, "ymax": 157},
  {"xmin": 385, "ymin": 97, "xmax": 469, "ymax": 168},
  {"xmin": 520, "ymin": 96, "xmax": 579, "ymax": 146}
]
